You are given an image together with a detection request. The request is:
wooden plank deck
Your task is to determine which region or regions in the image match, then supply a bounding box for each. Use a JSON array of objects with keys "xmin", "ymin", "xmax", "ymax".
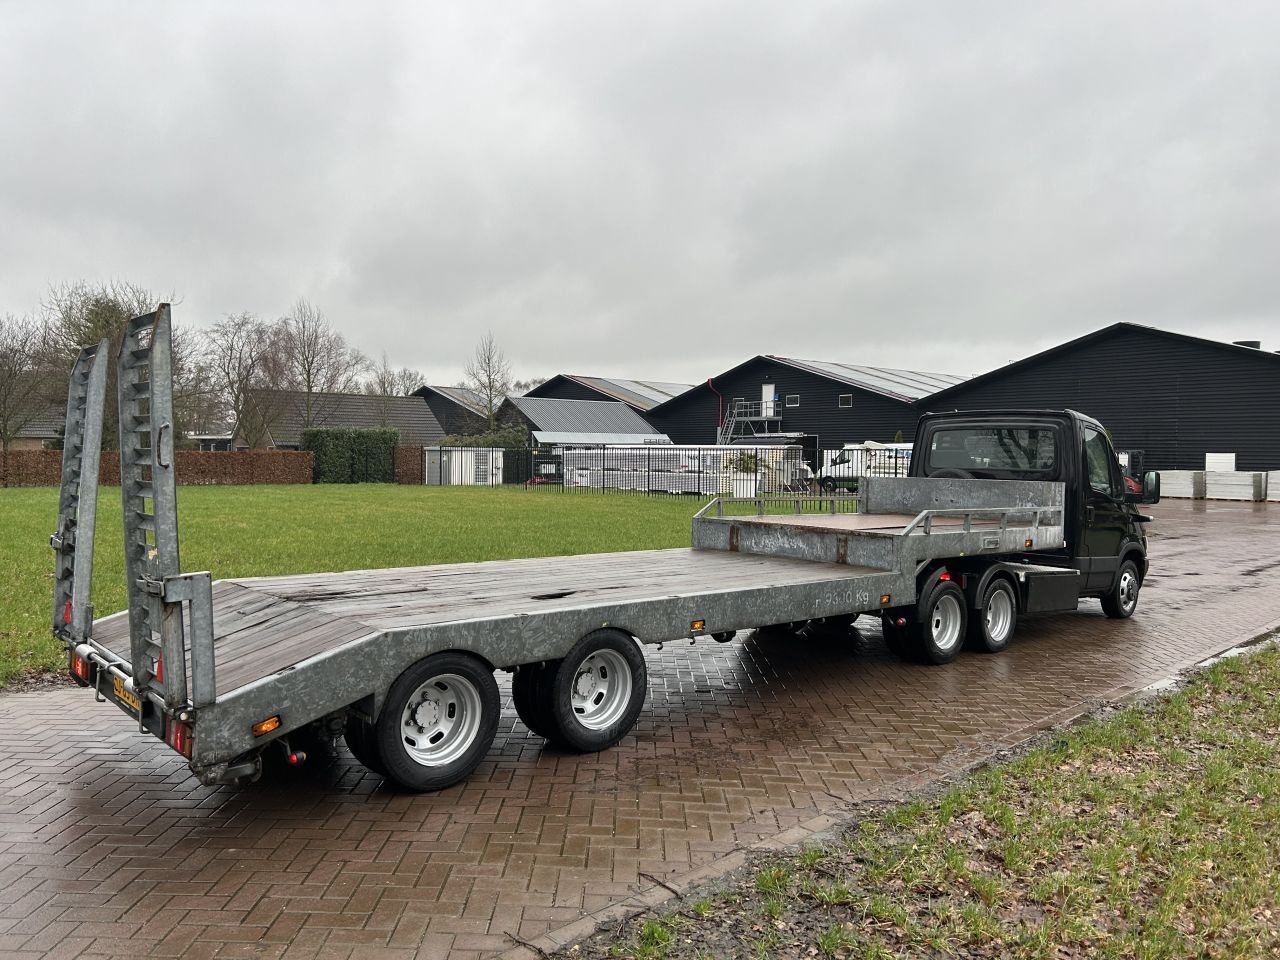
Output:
[{"xmin": 91, "ymin": 548, "xmax": 879, "ymax": 698}]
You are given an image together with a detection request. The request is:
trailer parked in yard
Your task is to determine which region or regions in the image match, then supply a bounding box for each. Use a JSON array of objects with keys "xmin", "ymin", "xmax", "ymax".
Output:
[{"xmin": 52, "ymin": 308, "xmax": 1162, "ymax": 792}]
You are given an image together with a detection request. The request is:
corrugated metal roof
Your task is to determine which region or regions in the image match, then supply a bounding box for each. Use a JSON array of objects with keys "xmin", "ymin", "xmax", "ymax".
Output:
[
  {"xmin": 533, "ymin": 431, "xmax": 673, "ymax": 445},
  {"xmin": 245, "ymin": 390, "xmax": 445, "ymax": 447},
  {"xmin": 768, "ymin": 356, "xmax": 968, "ymax": 402},
  {"xmin": 506, "ymin": 396, "xmax": 663, "ymax": 435},
  {"xmin": 559, "ymin": 376, "xmax": 694, "ymax": 411},
  {"xmin": 423, "ymin": 385, "xmax": 489, "ymax": 417}
]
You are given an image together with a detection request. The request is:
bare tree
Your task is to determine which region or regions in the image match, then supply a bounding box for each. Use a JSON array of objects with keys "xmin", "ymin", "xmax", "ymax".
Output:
[
  {"xmin": 464, "ymin": 331, "xmax": 512, "ymax": 431},
  {"xmin": 364, "ymin": 352, "xmax": 426, "ymax": 397},
  {"xmin": 277, "ymin": 298, "xmax": 368, "ymax": 428},
  {"xmin": 40, "ymin": 280, "xmax": 195, "ymax": 448},
  {"xmin": 511, "ymin": 376, "xmax": 547, "ymax": 394},
  {"xmin": 0, "ymin": 315, "xmax": 60, "ymax": 476},
  {"xmin": 200, "ymin": 312, "xmax": 290, "ymax": 447}
]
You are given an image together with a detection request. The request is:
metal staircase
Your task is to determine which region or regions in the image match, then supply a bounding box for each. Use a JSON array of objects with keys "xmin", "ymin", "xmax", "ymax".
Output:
[
  {"xmin": 717, "ymin": 399, "xmax": 783, "ymax": 444},
  {"xmin": 51, "ymin": 338, "xmax": 111, "ymax": 643}
]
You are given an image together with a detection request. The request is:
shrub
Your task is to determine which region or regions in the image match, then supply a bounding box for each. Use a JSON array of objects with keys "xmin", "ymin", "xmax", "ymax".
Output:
[{"xmin": 301, "ymin": 428, "xmax": 399, "ymax": 483}]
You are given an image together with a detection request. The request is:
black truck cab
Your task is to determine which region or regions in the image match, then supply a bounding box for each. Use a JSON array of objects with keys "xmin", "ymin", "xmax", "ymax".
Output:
[{"xmin": 909, "ymin": 409, "xmax": 1160, "ymax": 602}]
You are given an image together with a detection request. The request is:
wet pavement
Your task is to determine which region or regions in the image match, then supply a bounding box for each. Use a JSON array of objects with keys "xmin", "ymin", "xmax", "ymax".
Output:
[{"xmin": 1, "ymin": 498, "xmax": 1278, "ymax": 959}]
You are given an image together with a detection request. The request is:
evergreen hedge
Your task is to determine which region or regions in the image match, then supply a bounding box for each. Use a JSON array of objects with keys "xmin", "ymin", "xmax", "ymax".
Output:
[{"xmin": 301, "ymin": 428, "xmax": 399, "ymax": 483}]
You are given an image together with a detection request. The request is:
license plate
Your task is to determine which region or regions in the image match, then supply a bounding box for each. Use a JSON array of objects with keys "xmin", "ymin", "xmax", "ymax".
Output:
[{"xmin": 112, "ymin": 675, "xmax": 142, "ymax": 714}]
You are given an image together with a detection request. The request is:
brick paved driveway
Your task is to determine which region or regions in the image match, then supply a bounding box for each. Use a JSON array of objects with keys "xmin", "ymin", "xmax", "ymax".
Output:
[{"xmin": 2, "ymin": 499, "xmax": 1279, "ymax": 959}]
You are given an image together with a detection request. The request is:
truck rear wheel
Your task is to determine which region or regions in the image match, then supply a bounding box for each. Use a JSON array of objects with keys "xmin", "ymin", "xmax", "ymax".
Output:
[
  {"xmin": 544, "ymin": 629, "xmax": 647, "ymax": 752},
  {"xmin": 880, "ymin": 614, "xmax": 911, "ymax": 659},
  {"xmin": 909, "ymin": 580, "xmax": 968, "ymax": 664},
  {"xmin": 1101, "ymin": 559, "xmax": 1141, "ymax": 619},
  {"xmin": 967, "ymin": 578, "xmax": 1017, "ymax": 653},
  {"xmin": 376, "ymin": 652, "xmax": 499, "ymax": 792},
  {"xmin": 511, "ymin": 662, "xmax": 557, "ymax": 738},
  {"xmin": 343, "ymin": 717, "xmax": 388, "ymax": 776}
]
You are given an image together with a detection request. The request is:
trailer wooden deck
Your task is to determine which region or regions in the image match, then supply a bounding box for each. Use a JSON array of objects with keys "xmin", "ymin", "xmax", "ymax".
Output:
[{"xmin": 90, "ymin": 547, "xmax": 884, "ymax": 698}]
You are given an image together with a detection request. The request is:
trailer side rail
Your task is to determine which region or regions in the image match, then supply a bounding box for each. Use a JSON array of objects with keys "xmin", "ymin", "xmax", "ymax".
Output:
[{"xmin": 900, "ymin": 505, "xmax": 1064, "ymax": 537}]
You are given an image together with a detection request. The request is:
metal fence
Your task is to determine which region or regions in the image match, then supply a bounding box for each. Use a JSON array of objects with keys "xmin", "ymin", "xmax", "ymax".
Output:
[{"xmin": 415, "ymin": 443, "xmax": 912, "ymax": 497}]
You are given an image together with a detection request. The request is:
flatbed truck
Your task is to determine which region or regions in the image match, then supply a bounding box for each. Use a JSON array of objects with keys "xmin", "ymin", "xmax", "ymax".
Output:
[{"xmin": 51, "ymin": 308, "xmax": 1161, "ymax": 792}]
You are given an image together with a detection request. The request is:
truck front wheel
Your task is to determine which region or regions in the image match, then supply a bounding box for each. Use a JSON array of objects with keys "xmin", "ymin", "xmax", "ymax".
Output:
[
  {"xmin": 967, "ymin": 578, "xmax": 1017, "ymax": 653},
  {"xmin": 376, "ymin": 652, "xmax": 500, "ymax": 792},
  {"xmin": 544, "ymin": 629, "xmax": 647, "ymax": 752},
  {"xmin": 1101, "ymin": 559, "xmax": 1141, "ymax": 619}
]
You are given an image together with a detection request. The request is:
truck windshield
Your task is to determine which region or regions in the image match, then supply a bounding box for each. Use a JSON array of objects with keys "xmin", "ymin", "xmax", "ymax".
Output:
[{"xmin": 926, "ymin": 427, "xmax": 1057, "ymax": 477}]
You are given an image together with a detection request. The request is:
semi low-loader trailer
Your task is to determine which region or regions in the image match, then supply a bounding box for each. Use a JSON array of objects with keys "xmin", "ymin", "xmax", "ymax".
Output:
[{"xmin": 51, "ymin": 308, "xmax": 1161, "ymax": 792}]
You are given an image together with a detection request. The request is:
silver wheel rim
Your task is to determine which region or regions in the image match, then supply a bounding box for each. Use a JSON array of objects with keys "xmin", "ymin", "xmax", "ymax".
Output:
[
  {"xmin": 1119, "ymin": 569, "xmax": 1139, "ymax": 613},
  {"xmin": 399, "ymin": 673, "xmax": 483, "ymax": 767},
  {"xmin": 985, "ymin": 587, "xmax": 1014, "ymax": 642},
  {"xmin": 930, "ymin": 594, "xmax": 963, "ymax": 653},
  {"xmin": 571, "ymin": 649, "xmax": 633, "ymax": 731}
]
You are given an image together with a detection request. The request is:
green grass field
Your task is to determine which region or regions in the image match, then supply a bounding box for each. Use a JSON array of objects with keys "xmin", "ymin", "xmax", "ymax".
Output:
[{"xmin": 0, "ymin": 485, "xmax": 700, "ymax": 689}]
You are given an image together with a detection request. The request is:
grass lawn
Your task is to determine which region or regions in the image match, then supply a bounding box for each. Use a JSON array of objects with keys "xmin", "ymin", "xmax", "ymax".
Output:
[
  {"xmin": 589, "ymin": 642, "xmax": 1280, "ymax": 960},
  {"xmin": 0, "ymin": 485, "xmax": 700, "ymax": 689}
]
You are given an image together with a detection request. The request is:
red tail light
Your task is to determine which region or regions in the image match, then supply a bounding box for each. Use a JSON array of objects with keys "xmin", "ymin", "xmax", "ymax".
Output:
[
  {"xmin": 155, "ymin": 656, "xmax": 164, "ymax": 682},
  {"xmin": 64, "ymin": 600, "xmax": 72, "ymax": 625},
  {"xmin": 938, "ymin": 572, "xmax": 952, "ymax": 582},
  {"xmin": 69, "ymin": 652, "xmax": 90, "ymax": 683},
  {"xmin": 165, "ymin": 717, "xmax": 193, "ymax": 758}
]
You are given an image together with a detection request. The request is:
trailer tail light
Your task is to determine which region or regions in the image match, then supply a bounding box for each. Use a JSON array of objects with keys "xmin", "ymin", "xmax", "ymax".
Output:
[
  {"xmin": 879, "ymin": 594, "xmax": 891, "ymax": 606},
  {"xmin": 165, "ymin": 716, "xmax": 193, "ymax": 758},
  {"xmin": 938, "ymin": 572, "xmax": 952, "ymax": 582},
  {"xmin": 690, "ymin": 619, "xmax": 706, "ymax": 633},
  {"xmin": 64, "ymin": 600, "xmax": 72, "ymax": 625},
  {"xmin": 154, "ymin": 655, "xmax": 164, "ymax": 683},
  {"xmin": 69, "ymin": 651, "xmax": 90, "ymax": 685},
  {"xmin": 253, "ymin": 716, "xmax": 281, "ymax": 737}
]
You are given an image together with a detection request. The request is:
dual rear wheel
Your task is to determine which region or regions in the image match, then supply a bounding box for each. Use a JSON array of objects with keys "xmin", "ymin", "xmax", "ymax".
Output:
[
  {"xmin": 882, "ymin": 575, "xmax": 1018, "ymax": 664},
  {"xmin": 350, "ymin": 629, "xmax": 648, "ymax": 792}
]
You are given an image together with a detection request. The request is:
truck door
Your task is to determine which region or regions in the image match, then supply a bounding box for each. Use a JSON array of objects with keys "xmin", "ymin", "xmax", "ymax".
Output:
[{"xmin": 1081, "ymin": 426, "xmax": 1127, "ymax": 591}]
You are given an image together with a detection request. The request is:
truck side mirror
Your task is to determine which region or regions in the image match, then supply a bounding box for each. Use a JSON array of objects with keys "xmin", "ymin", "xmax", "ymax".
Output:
[{"xmin": 1141, "ymin": 470, "xmax": 1160, "ymax": 505}]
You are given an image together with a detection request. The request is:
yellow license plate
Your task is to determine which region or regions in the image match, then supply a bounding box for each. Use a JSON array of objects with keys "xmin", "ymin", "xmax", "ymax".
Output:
[{"xmin": 113, "ymin": 675, "xmax": 142, "ymax": 713}]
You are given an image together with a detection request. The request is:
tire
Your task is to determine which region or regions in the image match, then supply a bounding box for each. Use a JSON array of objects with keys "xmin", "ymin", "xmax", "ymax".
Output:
[
  {"xmin": 967, "ymin": 578, "xmax": 1017, "ymax": 653},
  {"xmin": 820, "ymin": 479, "xmax": 837, "ymax": 494},
  {"xmin": 343, "ymin": 717, "xmax": 387, "ymax": 776},
  {"xmin": 1101, "ymin": 559, "xmax": 1141, "ymax": 619},
  {"xmin": 375, "ymin": 652, "xmax": 500, "ymax": 792},
  {"xmin": 512, "ymin": 662, "xmax": 557, "ymax": 738},
  {"xmin": 544, "ymin": 629, "xmax": 648, "ymax": 753},
  {"xmin": 880, "ymin": 614, "xmax": 911, "ymax": 659},
  {"xmin": 909, "ymin": 580, "xmax": 968, "ymax": 664}
]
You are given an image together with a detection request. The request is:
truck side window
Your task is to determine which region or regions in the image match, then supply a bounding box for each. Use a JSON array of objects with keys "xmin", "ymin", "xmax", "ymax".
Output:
[{"xmin": 1083, "ymin": 428, "xmax": 1119, "ymax": 498}]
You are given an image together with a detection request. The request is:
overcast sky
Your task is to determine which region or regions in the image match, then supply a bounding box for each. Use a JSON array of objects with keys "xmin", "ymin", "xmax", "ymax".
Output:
[{"xmin": 3, "ymin": 1, "xmax": 1277, "ymax": 387}]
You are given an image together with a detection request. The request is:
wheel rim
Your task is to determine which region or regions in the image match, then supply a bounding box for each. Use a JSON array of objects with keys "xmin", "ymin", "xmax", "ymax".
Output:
[
  {"xmin": 1119, "ymin": 569, "xmax": 1139, "ymax": 613},
  {"xmin": 930, "ymin": 594, "xmax": 963, "ymax": 653},
  {"xmin": 985, "ymin": 588, "xmax": 1014, "ymax": 642},
  {"xmin": 399, "ymin": 673, "xmax": 484, "ymax": 767},
  {"xmin": 571, "ymin": 649, "xmax": 633, "ymax": 731}
]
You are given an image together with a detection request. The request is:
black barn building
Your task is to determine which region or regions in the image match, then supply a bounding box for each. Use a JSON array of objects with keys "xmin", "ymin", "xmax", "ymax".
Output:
[
  {"xmin": 525, "ymin": 375, "xmax": 693, "ymax": 413},
  {"xmin": 645, "ymin": 355, "xmax": 966, "ymax": 448},
  {"xmin": 920, "ymin": 323, "xmax": 1280, "ymax": 471},
  {"xmin": 411, "ymin": 385, "xmax": 489, "ymax": 436}
]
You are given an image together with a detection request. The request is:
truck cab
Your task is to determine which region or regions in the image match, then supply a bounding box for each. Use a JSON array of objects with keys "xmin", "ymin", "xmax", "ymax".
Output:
[{"xmin": 909, "ymin": 409, "xmax": 1160, "ymax": 600}]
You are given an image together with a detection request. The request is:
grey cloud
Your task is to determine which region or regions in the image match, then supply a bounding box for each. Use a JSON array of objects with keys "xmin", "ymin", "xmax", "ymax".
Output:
[{"xmin": 2, "ymin": 1, "xmax": 1278, "ymax": 387}]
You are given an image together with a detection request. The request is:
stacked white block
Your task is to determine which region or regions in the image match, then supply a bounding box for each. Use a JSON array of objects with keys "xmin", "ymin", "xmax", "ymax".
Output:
[
  {"xmin": 1268, "ymin": 472, "xmax": 1280, "ymax": 502},
  {"xmin": 1204, "ymin": 471, "xmax": 1267, "ymax": 501},
  {"xmin": 1159, "ymin": 470, "xmax": 1205, "ymax": 499}
]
